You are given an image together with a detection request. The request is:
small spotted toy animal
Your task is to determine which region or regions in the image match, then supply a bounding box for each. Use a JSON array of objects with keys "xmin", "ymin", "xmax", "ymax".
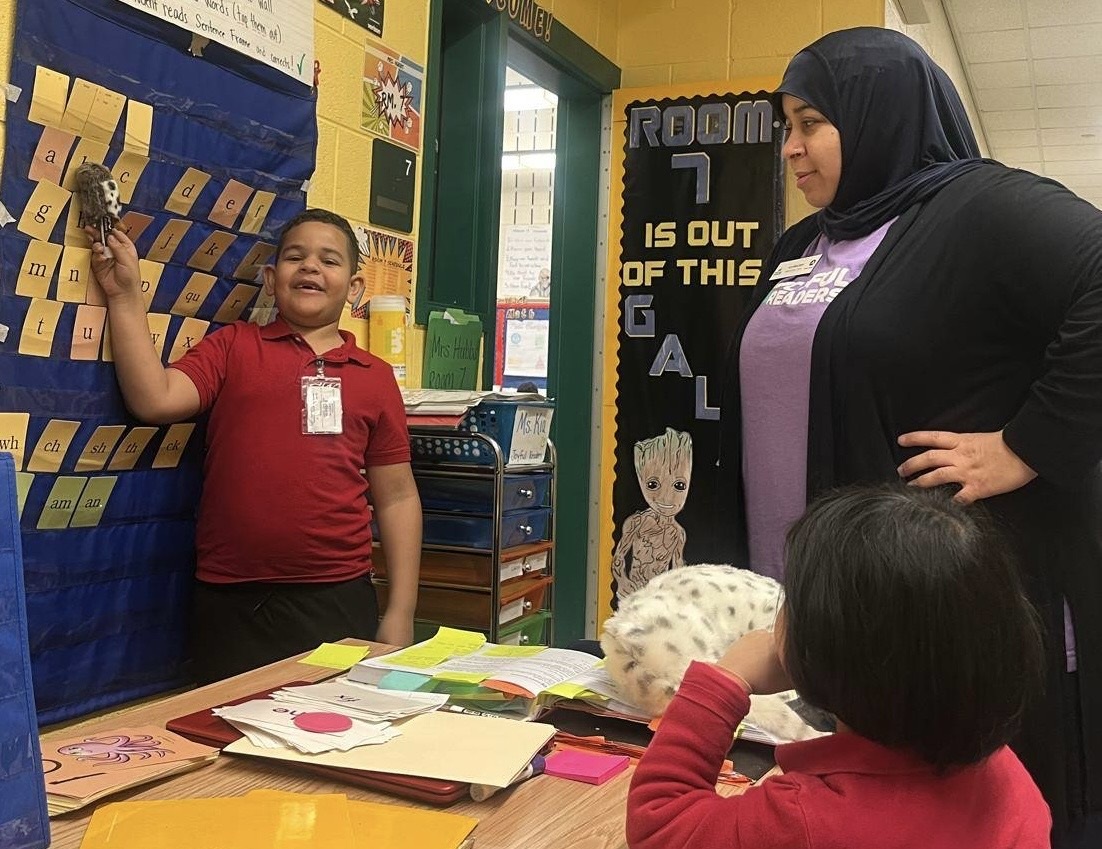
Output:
[
  {"xmin": 75, "ymin": 162, "xmax": 122, "ymax": 258},
  {"xmin": 600, "ymin": 564, "xmax": 828, "ymax": 743}
]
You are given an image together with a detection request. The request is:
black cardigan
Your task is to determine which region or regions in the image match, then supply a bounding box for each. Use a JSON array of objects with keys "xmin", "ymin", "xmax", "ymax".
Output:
[{"xmin": 718, "ymin": 163, "xmax": 1102, "ymax": 825}]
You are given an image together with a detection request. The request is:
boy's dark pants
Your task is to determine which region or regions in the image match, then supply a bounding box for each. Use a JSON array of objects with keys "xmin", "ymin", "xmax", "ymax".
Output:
[{"xmin": 188, "ymin": 574, "xmax": 379, "ymax": 685}]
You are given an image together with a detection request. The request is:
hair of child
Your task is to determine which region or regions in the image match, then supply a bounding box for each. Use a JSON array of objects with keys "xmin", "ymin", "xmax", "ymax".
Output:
[
  {"xmin": 780, "ymin": 483, "xmax": 1044, "ymax": 770},
  {"xmin": 276, "ymin": 208, "xmax": 361, "ymax": 270}
]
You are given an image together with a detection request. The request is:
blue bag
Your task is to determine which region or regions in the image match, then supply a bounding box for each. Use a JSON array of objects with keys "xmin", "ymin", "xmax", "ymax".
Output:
[{"xmin": 0, "ymin": 452, "xmax": 49, "ymax": 849}]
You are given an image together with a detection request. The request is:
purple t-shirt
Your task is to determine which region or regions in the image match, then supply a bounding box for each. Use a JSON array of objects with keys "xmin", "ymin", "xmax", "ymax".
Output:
[
  {"xmin": 738, "ymin": 220, "xmax": 1078, "ymax": 672},
  {"xmin": 739, "ymin": 220, "xmax": 895, "ymax": 579}
]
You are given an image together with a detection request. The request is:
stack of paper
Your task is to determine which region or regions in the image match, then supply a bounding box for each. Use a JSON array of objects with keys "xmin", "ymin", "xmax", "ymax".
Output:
[
  {"xmin": 41, "ymin": 726, "xmax": 217, "ymax": 815},
  {"xmin": 77, "ymin": 790, "xmax": 478, "ymax": 849},
  {"xmin": 273, "ymin": 679, "xmax": 449, "ymax": 721},
  {"xmin": 225, "ymin": 710, "xmax": 556, "ymax": 790},
  {"xmin": 213, "ymin": 700, "xmax": 398, "ymax": 754}
]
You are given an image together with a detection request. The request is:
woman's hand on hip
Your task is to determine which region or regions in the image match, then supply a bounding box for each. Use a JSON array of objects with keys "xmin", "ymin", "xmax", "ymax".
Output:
[{"xmin": 896, "ymin": 429, "xmax": 1037, "ymax": 503}]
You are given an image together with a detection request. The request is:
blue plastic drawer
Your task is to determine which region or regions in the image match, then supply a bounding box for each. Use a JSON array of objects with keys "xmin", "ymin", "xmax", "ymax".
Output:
[
  {"xmin": 416, "ymin": 473, "xmax": 551, "ymax": 514},
  {"xmin": 422, "ymin": 506, "xmax": 551, "ymax": 549}
]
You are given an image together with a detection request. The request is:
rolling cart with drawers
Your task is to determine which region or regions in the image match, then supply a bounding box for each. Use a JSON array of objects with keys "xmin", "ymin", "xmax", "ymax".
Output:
[{"xmin": 373, "ymin": 401, "xmax": 556, "ymax": 646}]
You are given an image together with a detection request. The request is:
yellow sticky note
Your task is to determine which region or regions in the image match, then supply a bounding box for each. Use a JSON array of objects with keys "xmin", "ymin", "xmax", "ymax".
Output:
[
  {"xmin": 18, "ymin": 180, "xmax": 71, "ymax": 241},
  {"xmin": 300, "ymin": 642, "xmax": 371, "ymax": 670},
  {"xmin": 27, "ymin": 419, "xmax": 80, "ymax": 473},
  {"xmin": 84, "ymin": 86, "xmax": 127, "ymax": 144},
  {"xmin": 62, "ymin": 138, "xmax": 110, "ymax": 191},
  {"xmin": 0, "ymin": 413, "xmax": 31, "ymax": 470},
  {"xmin": 70, "ymin": 475, "xmax": 118, "ymax": 528},
  {"xmin": 171, "ymin": 272, "xmax": 216, "ymax": 317},
  {"xmin": 19, "ymin": 297, "xmax": 64, "ymax": 357},
  {"xmin": 543, "ymin": 681, "xmax": 602, "ymax": 701},
  {"xmin": 137, "ymin": 258, "xmax": 165, "ymax": 310},
  {"xmin": 152, "ymin": 422, "xmax": 196, "ymax": 469},
  {"xmin": 59, "ymin": 78, "xmax": 99, "ymax": 135},
  {"xmin": 482, "ymin": 645, "xmax": 547, "ymax": 658},
  {"xmin": 146, "ymin": 313, "xmax": 171, "ymax": 359},
  {"xmin": 167, "ymin": 318, "xmax": 210, "ymax": 364},
  {"xmin": 111, "ymin": 149, "xmax": 150, "ymax": 204},
  {"xmin": 71, "ymin": 304, "xmax": 107, "ymax": 361},
  {"xmin": 28, "ymin": 66, "xmax": 69, "ymax": 127},
  {"xmin": 239, "ymin": 190, "xmax": 276, "ymax": 235},
  {"xmin": 165, "ymin": 167, "xmax": 212, "ymax": 216},
  {"xmin": 433, "ymin": 670, "xmax": 492, "ymax": 684},
  {"xmin": 15, "ymin": 472, "xmax": 33, "ymax": 518},
  {"xmin": 107, "ymin": 426, "xmax": 158, "ymax": 471},
  {"xmin": 16, "ymin": 239, "xmax": 63, "ymax": 298},
  {"xmin": 125, "ymin": 99, "xmax": 153, "ymax": 156},
  {"xmin": 380, "ymin": 627, "xmax": 487, "ymax": 669},
  {"xmin": 37, "ymin": 476, "xmax": 86, "ymax": 530},
  {"xmin": 212, "ymin": 283, "xmax": 260, "ymax": 324},
  {"xmin": 57, "ymin": 245, "xmax": 92, "ymax": 303},
  {"xmin": 75, "ymin": 425, "xmax": 127, "ymax": 472}
]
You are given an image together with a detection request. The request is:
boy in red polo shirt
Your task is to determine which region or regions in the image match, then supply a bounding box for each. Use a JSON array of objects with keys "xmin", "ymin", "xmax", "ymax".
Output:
[{"xmin": 87, "ymin": 209, "xmax": 421, "ymax": 683}]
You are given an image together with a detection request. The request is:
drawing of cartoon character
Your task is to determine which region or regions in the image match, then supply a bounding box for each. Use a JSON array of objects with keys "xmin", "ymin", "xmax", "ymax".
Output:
[
  {"xmin": 56, "ymin": 734, "xmax": 171, "ymax": 765},
  {"xmin": 611, "ymin": 428, "xmax": 692, "ymax": 605}
]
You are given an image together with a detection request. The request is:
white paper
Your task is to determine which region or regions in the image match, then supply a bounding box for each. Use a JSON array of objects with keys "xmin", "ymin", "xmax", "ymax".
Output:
[
  {"xmin": 508, "ymin": 405, "xmax": 553, "ymax": 465},
  {"xmin": 115, "ymin": 0, "xmax": 315, "ymax": 86}
]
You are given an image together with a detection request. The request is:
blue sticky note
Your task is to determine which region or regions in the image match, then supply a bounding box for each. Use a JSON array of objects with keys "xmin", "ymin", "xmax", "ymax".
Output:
[{"xmin": 377, "ymin": 670, "xmax": 433, "ymax": 691}]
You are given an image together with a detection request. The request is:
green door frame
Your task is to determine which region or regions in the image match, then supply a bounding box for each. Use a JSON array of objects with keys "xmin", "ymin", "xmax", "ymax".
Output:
[{"xmin": 417, "ymin": 0, "xmax": 620, "ymax": 646}]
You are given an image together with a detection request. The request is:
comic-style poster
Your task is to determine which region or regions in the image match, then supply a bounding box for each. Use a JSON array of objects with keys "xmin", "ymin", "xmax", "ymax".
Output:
[
  {"xmin": 362, "ymin": 37, "xmax": 423, "ymax": 152},
  {"xmin": 349, "ymin": 225, "xmax": 414, "ymax": 317},
  {"xmin": 600, "ymin": 89, "xmax": 784, "ymax": 616}
]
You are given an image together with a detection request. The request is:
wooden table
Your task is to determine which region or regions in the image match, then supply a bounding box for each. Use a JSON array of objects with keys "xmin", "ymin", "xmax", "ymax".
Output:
[{"xmin": 43, "ymin": 640, "xmax": 743, "ymax": 849}]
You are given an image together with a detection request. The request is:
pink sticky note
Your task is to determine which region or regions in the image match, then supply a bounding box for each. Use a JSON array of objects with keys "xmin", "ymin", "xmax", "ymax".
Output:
[
  {"xmin": 293, "ymin": 712, "xmax": 353, "ymax": 733},
  {"xmin": 544, "ymin": 750, "xmax": 631, "ymax": 785}
]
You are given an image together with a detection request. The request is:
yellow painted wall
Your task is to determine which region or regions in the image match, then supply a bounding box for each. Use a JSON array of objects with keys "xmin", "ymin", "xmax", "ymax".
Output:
[
  {"xmin": 313, "ymin": 1, "xmax": 430, "ymax": 348},
  {"xmin": 0, "ymin": 0, "xmax": 13, "ymax": 176},
  {"xmin": 542, "ymin": 0, "xmax": 620, "ymax": 61},
  {"xmin": 616, "ymin": 0, "xmax": 885, "ymax": 225}
]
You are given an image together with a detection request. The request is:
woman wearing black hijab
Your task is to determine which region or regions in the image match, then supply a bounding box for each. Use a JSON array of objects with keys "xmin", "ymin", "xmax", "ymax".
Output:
[{"xmin": 717, "ymin": 27, "xmax": 1102, "ymax": 847}]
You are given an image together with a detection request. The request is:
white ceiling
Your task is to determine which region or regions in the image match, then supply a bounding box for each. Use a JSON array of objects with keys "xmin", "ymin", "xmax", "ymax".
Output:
[{"xmin": 942, "ymin": 0, "xmax": 1102, "ymax": 209}]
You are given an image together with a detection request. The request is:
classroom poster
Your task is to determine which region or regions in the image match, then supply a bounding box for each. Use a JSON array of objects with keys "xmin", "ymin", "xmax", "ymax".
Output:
[
  {"xmin": 349, "ymin": 225, "xmax": 414, "ymax": 318},
  {"xmin": 498, "ymin": 223, "xmax": 553, "ymax": 300},
  {"xmin": 597, "ymin": 87, "xmax": 784, "ymax": 619},
  {"xmin": 361, "ymin": 37, "xmax": 423, "ymax": 152},
  {"xmin": 493, "ymin": 302, "xmax": 550, "ymax": 390},
  {"xmin": 115, "ymin": 0, "xmax": 315, "ymax": 85}
]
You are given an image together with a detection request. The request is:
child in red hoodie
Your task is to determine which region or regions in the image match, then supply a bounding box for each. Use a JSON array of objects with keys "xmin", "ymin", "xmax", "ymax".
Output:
[{"xmin": 628, "ymin": 484, "xmax": 1051, "ymax": 849}]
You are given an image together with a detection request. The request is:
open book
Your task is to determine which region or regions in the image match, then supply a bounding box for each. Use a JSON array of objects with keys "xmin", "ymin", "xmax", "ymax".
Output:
[
  {"xmin": 349, "ymin": 628, "xmax": 807, "ymax": 745},
  {"xmin": 347, "ymin": 629, "xmax": 649, "ymax": 720}
]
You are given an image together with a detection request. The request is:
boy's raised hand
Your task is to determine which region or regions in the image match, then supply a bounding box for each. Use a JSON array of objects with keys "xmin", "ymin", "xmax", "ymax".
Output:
[
  {"xmin": 715, "ymin": 629, "xmax": 792, "ymax": 695},
  {"xmin": 84, "ymin": 226, "xmax": 141, "ymax": 301}
]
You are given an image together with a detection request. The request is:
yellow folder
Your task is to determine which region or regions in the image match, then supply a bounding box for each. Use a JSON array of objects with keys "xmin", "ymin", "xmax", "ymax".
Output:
[{"xmin": 78, "ymin": 794, "xmax": 354, "ymax": 848}]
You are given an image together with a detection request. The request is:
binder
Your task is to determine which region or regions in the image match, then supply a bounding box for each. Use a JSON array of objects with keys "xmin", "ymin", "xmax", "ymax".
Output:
[{"xmin": 0, "ymin": 452, "xmax": 50, "ymax": 848}]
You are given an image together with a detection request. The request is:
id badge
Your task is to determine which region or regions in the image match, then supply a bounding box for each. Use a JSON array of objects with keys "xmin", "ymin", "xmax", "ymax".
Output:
[{"xmin": 302, "ymin": 375, "xmax": 343, "ymax": 434}]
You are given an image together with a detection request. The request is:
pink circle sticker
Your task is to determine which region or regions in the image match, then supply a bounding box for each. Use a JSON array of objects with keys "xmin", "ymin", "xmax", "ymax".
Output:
[{"xmin": 293, "ymin": 712, "xmax": 353, "ymax": 733}]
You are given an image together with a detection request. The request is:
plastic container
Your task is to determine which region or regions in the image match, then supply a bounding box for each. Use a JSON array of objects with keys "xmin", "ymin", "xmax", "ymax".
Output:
[{"xmin": 367, "ymin": 295, "xmax": 407, "ymax": 387}]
